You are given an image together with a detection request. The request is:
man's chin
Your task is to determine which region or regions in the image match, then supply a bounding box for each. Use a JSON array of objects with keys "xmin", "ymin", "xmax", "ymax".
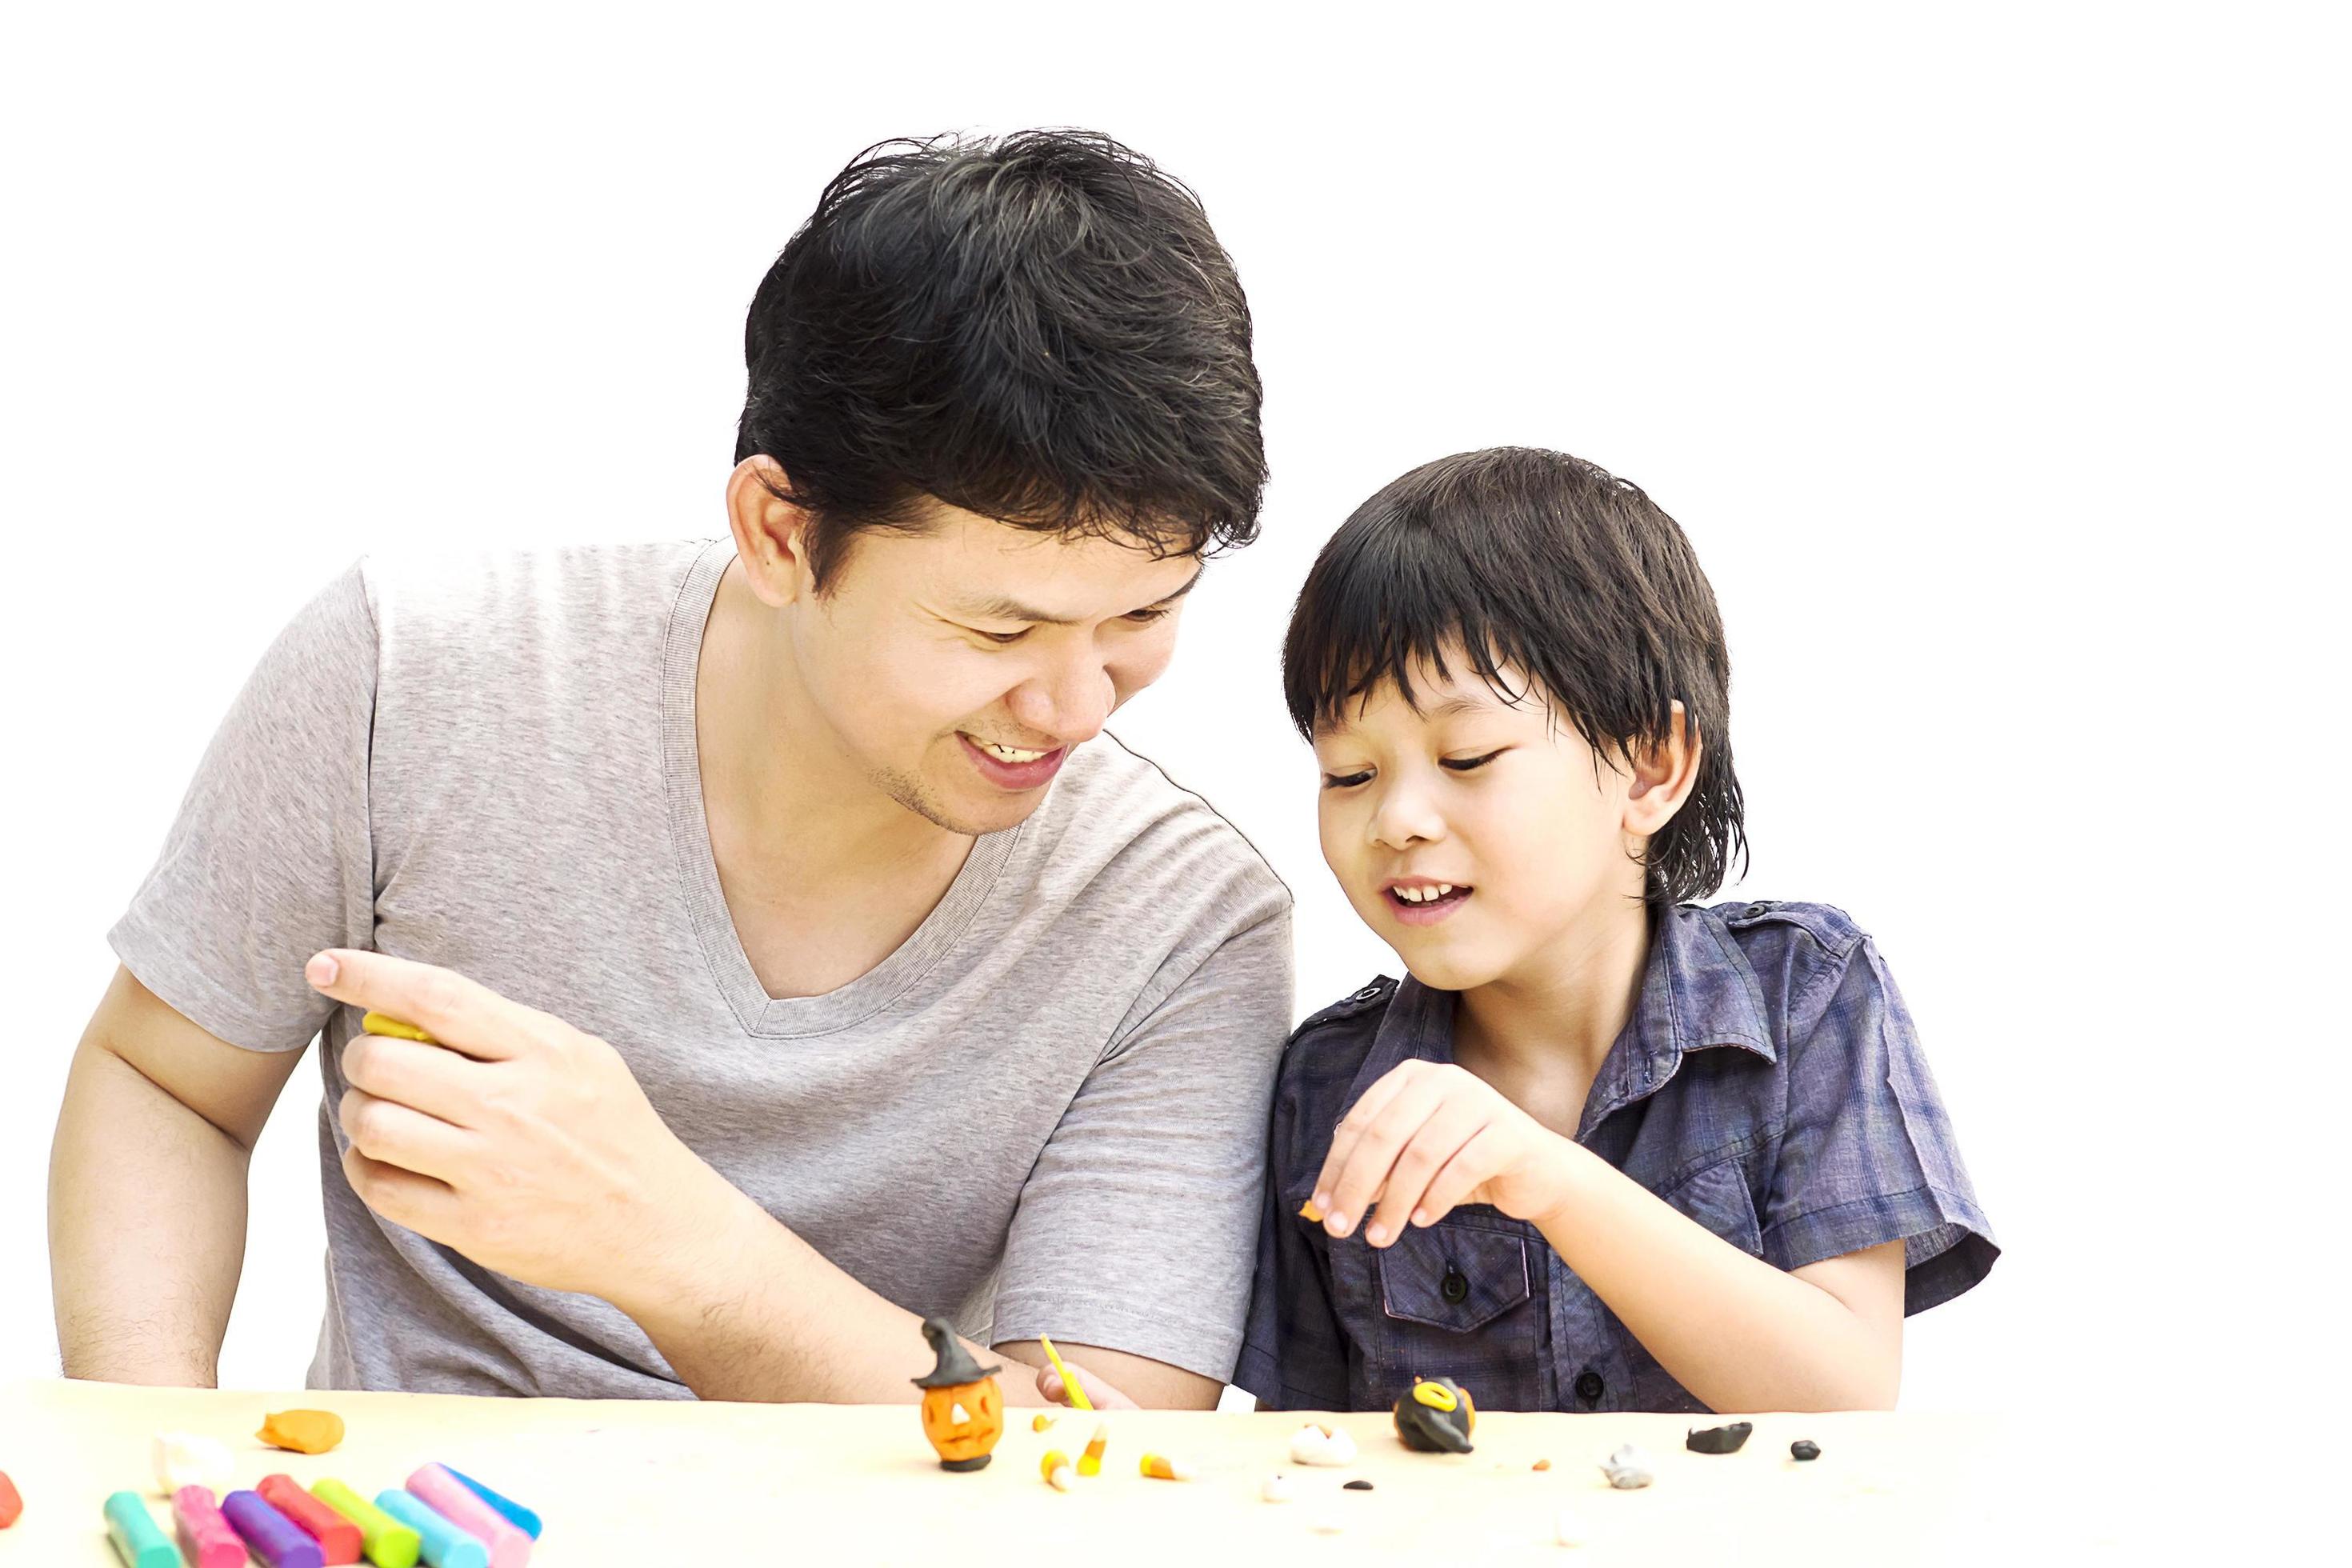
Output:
[{"xmin": 878, "ymin": 766, "xmax": 1055, "ymax": 838}]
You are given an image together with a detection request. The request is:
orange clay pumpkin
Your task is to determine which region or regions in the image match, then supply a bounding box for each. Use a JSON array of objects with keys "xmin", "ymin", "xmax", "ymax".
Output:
[{"xmin": 914, "ymin": 1317, "xmax": 1005, "ymax": 1471}]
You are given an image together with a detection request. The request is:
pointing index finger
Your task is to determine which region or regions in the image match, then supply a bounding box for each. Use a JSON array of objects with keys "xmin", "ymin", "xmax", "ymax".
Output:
[{"xmin": 307, "ymin": 949, "xmax": 534, "ymax": 1060}]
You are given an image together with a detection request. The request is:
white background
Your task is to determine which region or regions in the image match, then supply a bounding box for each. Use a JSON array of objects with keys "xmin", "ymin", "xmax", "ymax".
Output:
[{"xmin": 2, "ymin": 1, "xmax": 2344, "ymax": 1432}]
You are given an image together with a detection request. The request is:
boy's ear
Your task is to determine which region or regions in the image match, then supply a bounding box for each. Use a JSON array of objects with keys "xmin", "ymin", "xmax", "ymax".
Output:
[
  {"xmin": 1622, "ymin": 701, "xmax": 1703, "ymax": 839},
  {"xmin": 726, "ymin": 455, "xmax": 819, "ymax": 609}
]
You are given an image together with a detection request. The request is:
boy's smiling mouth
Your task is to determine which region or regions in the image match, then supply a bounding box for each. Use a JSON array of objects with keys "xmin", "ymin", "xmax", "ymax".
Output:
[{"xmin": 1382, "ymin": 876, "xmax": 1473, "ymax": 926}]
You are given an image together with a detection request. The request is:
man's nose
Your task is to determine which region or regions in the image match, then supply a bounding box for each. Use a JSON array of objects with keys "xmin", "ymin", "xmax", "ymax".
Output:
[{"xmin": 1005, "ymin": 654, "xmax": 1115, "ymax": 746}]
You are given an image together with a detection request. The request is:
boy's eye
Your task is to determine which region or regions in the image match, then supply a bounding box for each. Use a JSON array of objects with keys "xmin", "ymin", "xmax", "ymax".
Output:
[
  {"xmin": 1320, "ymin": 770, "xmax": 1373, "ymax": 790},
  {"xmin": 1124, "ymin": 605, "xmax": 1174, "ymax": 625},
  {"xmin": 1441, "ymin": 750, "xmax": 1505, "ymax": 772}
]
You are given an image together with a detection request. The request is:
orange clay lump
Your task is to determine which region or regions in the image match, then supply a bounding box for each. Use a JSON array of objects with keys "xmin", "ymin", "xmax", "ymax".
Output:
[{"xmin": 257, "ymin": 1410, "xmax": 346, "ymax": 1455}]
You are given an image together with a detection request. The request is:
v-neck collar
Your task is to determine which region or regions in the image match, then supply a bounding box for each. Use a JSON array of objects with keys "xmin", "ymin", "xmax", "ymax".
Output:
[{"xmin": 660, "ymin": 539, "xmax": 1020, "ymax": 1038}]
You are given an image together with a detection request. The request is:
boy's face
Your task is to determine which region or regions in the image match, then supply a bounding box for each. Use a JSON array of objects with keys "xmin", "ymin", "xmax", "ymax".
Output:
[
  {"xmin": 1313, "ymin": 649, "xmax": 1659, "ymax": 993},
  {"xmin": 789, "ymin": 499, "xmax": 1202, "ymax": 837}
]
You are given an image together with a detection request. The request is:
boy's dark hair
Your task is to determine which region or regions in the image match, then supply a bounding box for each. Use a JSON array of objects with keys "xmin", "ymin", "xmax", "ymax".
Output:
[
  {"xmin": 734, "ymin": 130, "xmax": 1266, "ymax": 588},
  {"xmin": 1282, "ymin": 446, "xmax": 1747, "ymax": 906}
]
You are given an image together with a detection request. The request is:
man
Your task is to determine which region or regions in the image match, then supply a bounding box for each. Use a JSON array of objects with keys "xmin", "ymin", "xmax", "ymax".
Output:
[{"xmin": 48, "ymin": 130, "xmax": 1290, "ymax": 1408}]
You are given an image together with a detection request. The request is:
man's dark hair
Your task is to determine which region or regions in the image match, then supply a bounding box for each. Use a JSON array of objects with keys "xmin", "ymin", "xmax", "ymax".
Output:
[
  {"xmin": 734, "ymin": 130, "xmax": 1266, "ymax": 588},
  {"xmin": 1281, "ymin": 447, "xmax": 1747, "ymax": 906}
]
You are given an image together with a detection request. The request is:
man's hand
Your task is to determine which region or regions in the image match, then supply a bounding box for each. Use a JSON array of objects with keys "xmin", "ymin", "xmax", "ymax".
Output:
[
  {"xmin": 1310, "ymin": 1059, "xmax": 1586, "ymax": 1246},
  {"xmin": 306, "ymin": 948, "xmax": 709, "ymax": 1300}
]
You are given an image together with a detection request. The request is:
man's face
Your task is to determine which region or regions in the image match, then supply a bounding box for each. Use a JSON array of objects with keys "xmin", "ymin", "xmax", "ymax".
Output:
[
  {"xmin": 792, "ymin": 502, "xmax": 1202, "ymax": 837},
  {"xmin": 1313, "ymin": 648, "xmax": 1644, "ymax": 992}
]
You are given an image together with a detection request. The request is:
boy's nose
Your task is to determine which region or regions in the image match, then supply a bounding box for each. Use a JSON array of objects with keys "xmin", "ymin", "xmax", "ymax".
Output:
[{"xmin": 1368, "ymin": 787, "xmax": 1445, "ymax": 850}]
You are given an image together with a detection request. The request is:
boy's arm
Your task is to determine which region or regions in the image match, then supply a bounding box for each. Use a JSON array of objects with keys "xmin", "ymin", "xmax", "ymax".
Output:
[{"xmin": 49, "ymin": 966, "xmax": 306, "ymax": 1384}]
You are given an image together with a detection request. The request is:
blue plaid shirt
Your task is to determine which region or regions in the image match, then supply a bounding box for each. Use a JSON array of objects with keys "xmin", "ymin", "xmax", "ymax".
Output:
[{"xmin": 1235, "ymin": 899, "xmax": 1996, "ymax": 1414}]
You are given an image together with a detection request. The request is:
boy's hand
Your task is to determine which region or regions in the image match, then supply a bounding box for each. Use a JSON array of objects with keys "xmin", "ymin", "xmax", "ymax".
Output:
[
  {"xmin": 305, "ymin": 948, "xmax": 713, "ymax": 1301},
  {"xmin": 1311, "ymin": 1059, "xmax": 1584, "ymax": 1246}
]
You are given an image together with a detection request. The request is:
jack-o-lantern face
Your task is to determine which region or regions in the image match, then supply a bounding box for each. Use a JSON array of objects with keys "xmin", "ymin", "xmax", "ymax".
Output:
[{"xmin": 921, "ymin": 1376, "xmax": 1004, "ymax": 1470}]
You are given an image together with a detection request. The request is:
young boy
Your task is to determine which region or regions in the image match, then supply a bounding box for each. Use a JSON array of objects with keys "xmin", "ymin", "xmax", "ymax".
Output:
[{"xmin": 1236, "ymin": 447, "xmax": 1995, "ymax": 1414}]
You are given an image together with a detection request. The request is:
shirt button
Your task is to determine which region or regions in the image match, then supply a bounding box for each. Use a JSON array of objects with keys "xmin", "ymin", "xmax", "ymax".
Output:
[
  {"xmin": 1440, "ymin": 1266, "xmax": 1470, "ymax": 1304},
  {"xmin": 1574, "ymin": 1370, "xmax": 1605, "ymax": 1402},
  {"xmin": 1742, "ymin": 902, "xmax": 1769, "ymax": 919}
]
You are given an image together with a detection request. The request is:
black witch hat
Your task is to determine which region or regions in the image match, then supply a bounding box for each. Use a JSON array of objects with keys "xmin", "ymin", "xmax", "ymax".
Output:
[{"xmin": 913, "ymin": 1316, "xmax": 1003, "ymax": 1387}]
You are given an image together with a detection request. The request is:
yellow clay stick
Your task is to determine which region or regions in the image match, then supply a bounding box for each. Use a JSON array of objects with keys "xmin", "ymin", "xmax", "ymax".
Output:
[
  {"xmin": 361, "ymin": 1012, "xmax": 437, "ymax": 1043},
  {"xmin": 1036, "ymin": 1334, "xmax": 1093, "ymax": 1411}
]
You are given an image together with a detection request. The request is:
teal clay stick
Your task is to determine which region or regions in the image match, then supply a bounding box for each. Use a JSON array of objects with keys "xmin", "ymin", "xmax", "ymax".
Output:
[
  {"xmin": 104, "ymin": 1491, "xmax": 178, "ymax": 1568},
  {"xmin": 374, "ymin": 1490, "xmax": 488, "ymax": 1568},
  {"xmin": 312, "ymin": 1480, "xmax": 422, "ymax": 1568}
]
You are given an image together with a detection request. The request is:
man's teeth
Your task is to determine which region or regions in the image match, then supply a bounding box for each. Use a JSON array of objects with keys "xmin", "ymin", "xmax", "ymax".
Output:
[
  {"xmin": 1394, "ymin": 884, "xmax": 1460, "ymax": 904},
  {"xmin": 978, "ymin": 740, "xmax": 1052, "ymax": 764}
]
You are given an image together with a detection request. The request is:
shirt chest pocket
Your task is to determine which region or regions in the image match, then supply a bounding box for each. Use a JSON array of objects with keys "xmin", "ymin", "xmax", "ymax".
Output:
[{"xmin": 1348, "ymin": 1213, "xmax": 1542, "ymax": 1409}]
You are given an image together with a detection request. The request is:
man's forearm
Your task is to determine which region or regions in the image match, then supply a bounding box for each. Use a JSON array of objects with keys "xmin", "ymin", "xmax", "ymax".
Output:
[
  {"xmin": 49, "ymin": 1042, "xmax": 252, "ymax": 1384},
  {"xmin": 598, "ymin": 1158, "xmax": 1051, "ymax": 1404},
  {"xmin": 1534, "ymin": 1146, "xmax": 1901, "ymax": 1413}
]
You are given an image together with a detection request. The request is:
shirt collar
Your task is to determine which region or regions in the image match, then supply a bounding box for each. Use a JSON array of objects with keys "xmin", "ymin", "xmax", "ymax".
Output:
[{"xmin": 1343, "ymin": 903, "xmax": 1778, "ymax": 1138}]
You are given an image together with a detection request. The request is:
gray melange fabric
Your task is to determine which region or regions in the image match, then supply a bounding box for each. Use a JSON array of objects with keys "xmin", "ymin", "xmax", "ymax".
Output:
[{"xmin": 108, "ymin": 539, "xmax": 1294, "ymax": 1398}]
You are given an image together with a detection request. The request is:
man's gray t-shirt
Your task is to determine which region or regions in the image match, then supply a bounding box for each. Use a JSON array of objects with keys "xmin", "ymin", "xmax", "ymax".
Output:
[{"xmin": 108, "ymin": 539, "xmax": 1294, "ymax": 1397}]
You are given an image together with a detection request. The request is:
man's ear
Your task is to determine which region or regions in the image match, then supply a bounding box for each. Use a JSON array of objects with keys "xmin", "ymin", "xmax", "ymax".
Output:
[
  {"xmin": 726, "ymin": 455, "xmax": 818, "ymax": 609},
  {"xmin": 1623, "ymin": 700, "xmax": 1703, "ymax": 840}
]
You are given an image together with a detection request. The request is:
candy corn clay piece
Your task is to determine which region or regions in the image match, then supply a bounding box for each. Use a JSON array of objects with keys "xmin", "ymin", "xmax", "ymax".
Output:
[
  {"xmin": 407, "ymin": 1466, "xmax": 529, "ymax": 1568},
  {"xmin": 1298, "ymin": 1199, "xmax": 1326, "ymax": 1222},
  {"xmin": 259, "ymin": 1410, "xmax": 346, "ymax": 1455},
  {"xmin": 311, "ymin": 1481, "xmax": 421, "ymax": 1568},
  {"xmin": 442, "ymin": 1471, "xmax": 540, "ymax": 1542},
  {"xmin": 1031, "ymin": 1414, "xmax": 1058, "ymax": 1433},
  {"xmin": 225, "ymin": 1489, "xmax": 326, "ymax": 1568},
  {"xmin": 153, "ymin": 1430, "xmax": 234, "ymax": 1494},
  {"xmin": 1078, "ymin": 1420, "xmax": 1109, "ymax": 1478},
  {"xmin": 361, "ymin": 1013, "xmax": 436, "ymax": 1042},
  {"xmin": 106, "ymin": 1491, "xmax": 178, "ymax": 1568},
  {"xmin": 259, "ymin": 1474, "xmax": 362, "ymax": 1564},
  {"xmin": 1139, "ymin": 1453, "xmax": 1196, "ymax": 1481},
  {"xmin": 0, "ymin": 1469, "xmax": 20, "ymax": 1528},
  {"xmin": 174, "ymin": 1485, "xmax": 248, "ymax": 1568},
  {"xmin": 375, "ymin": 1489, "xmax": 488, "ymax": 1568},
  {"xmin": 1040, "ymin": 1451, "xmax": 1073, "ymax": 1491}
]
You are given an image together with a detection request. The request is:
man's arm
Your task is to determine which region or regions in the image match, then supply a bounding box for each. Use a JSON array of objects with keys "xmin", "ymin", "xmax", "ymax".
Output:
[{"xmin": 49, "ymin": 966, "xmax": 305, "ymax": 1384}]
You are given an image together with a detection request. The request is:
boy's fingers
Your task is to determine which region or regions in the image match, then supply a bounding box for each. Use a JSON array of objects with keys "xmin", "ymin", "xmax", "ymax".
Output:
[
  {"xmin": 306, "ymin": 950, "xmax": 536, "ymax": 1061},
  {"xmin": 1310, "ymin": 1066, "xmax": 1418, "ymax": 1214},
  {"xmin": 1414, "ymin": 1124, "xmax": 1508, "ymax": 1227},
  {"xmin": 1325, "ymin": 1074, "xmax": 1450, "ymax": 1238},
  {"xmin": 1366, "ymin": 1102, "xmax": 1488, "ymax": 1245}
]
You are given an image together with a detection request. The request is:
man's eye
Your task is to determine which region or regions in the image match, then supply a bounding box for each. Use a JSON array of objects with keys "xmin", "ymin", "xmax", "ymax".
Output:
[
  {"xmin": 1441, "ymin": 750, "xmax": 1504, "ymax": 772},
  {"xmin": 1321, "ymin": 770, "xmax": 1373, "ymax": 790},
  {"xmin": 978, "ymin": 628, "xmax": 1030, "ymax": 646}
]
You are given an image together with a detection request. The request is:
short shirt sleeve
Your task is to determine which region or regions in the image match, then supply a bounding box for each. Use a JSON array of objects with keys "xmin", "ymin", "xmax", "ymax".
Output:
[
  {"xmin": 1762, "ymin": 937, "xmax": 1998, "ymax": 1313},
  {"xmin": 988, "ymin": 898, "xmax": 1294, "ymax": 1382},
  {"xmin": 106, "ymin": 562, "xmax": 380, "ymax": 1054}
]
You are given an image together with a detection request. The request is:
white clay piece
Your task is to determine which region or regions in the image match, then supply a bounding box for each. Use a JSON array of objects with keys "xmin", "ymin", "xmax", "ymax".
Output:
[
  {"xmin": 150, "ymin": 1431, "xmax": 233, "ymax": 1495},
  {"xmin": 1288, "ymin": 1422, "xmax": 1358, "ymax": 1466},
  {"xmin": 1554, "ymin": 1506, "xmax": 1589, "ymax": 1546},
  {"xmin": 1598, "ymin": 1443, "xmax": 1654, "ymax": 1490},
  {"xmin": 1261, "ymin": 1472, "xmax": 1295, "ymax": 1503}
]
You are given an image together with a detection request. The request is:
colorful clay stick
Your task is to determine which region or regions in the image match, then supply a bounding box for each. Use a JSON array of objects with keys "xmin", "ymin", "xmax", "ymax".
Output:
[
  {"xmin": 258, "ymin": 1410, "xmax": 346, "ymax": 1454},
  {"xmin": 374, "ymin": 1489, "xmax": 489, "ymax": 1568},
  {"xmin": 1034, "ymin": 1334, "xmax": 1093, "ymax": 1411},
  {"xmin": 442, "ymin": 1470, "xmax": 542, "ymax": 1542},
  {"xmin": 0, "ymin": 1469, "xmax": 20, "ymax": 1528},
  {"xmin": 362, "ymin": 1012, "xmax": 437, "ymax": 1042},
  {"xmin": 1138, "ymin": 1453, "xmax": 1197, "ymax": 1482},
  {"xmin": 260, "ymin": 1474, "xmax": 364, "ymax": 1564},
  {"xmin": 407, "ymin": 1466, "xmax": 529, "ymax": 1568},
  {"xmin": 174, "ymin": 1485, "xmax": 249, "ymax": 1568},
  {"xmin": 1078, "ymin": 1419, "xmax": 1109, "ymax": 1478},
  {"xmin": 1040, "ymin": 1450, "xmax": 1074, "ymax": 1492},
  {"xmin": 152, "ymin": 1430, "xmax": 234, "ymax": 1494},
  {"xmin": 105, "ymin": 1490, "xmax": 179, "ymax": 1568},
  {"xmin": 312, "ymin": 1480, "xmax": 422, "ymax": 1568},
  {"xmin": 225, "ymin": 1489, "xmax": 326, "ymax": 1568}
]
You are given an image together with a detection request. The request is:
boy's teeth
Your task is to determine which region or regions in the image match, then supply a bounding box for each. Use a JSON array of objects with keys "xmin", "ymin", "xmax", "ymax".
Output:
[{"xmin": 1396, "ymin": 883, "xmax": 1458, "ymax": 904}]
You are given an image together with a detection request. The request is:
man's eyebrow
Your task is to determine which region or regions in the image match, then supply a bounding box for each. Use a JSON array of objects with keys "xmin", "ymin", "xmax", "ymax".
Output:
[{"xmin": 952, "ymin": 564, "xmax": 1205, "ymax": 626}]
